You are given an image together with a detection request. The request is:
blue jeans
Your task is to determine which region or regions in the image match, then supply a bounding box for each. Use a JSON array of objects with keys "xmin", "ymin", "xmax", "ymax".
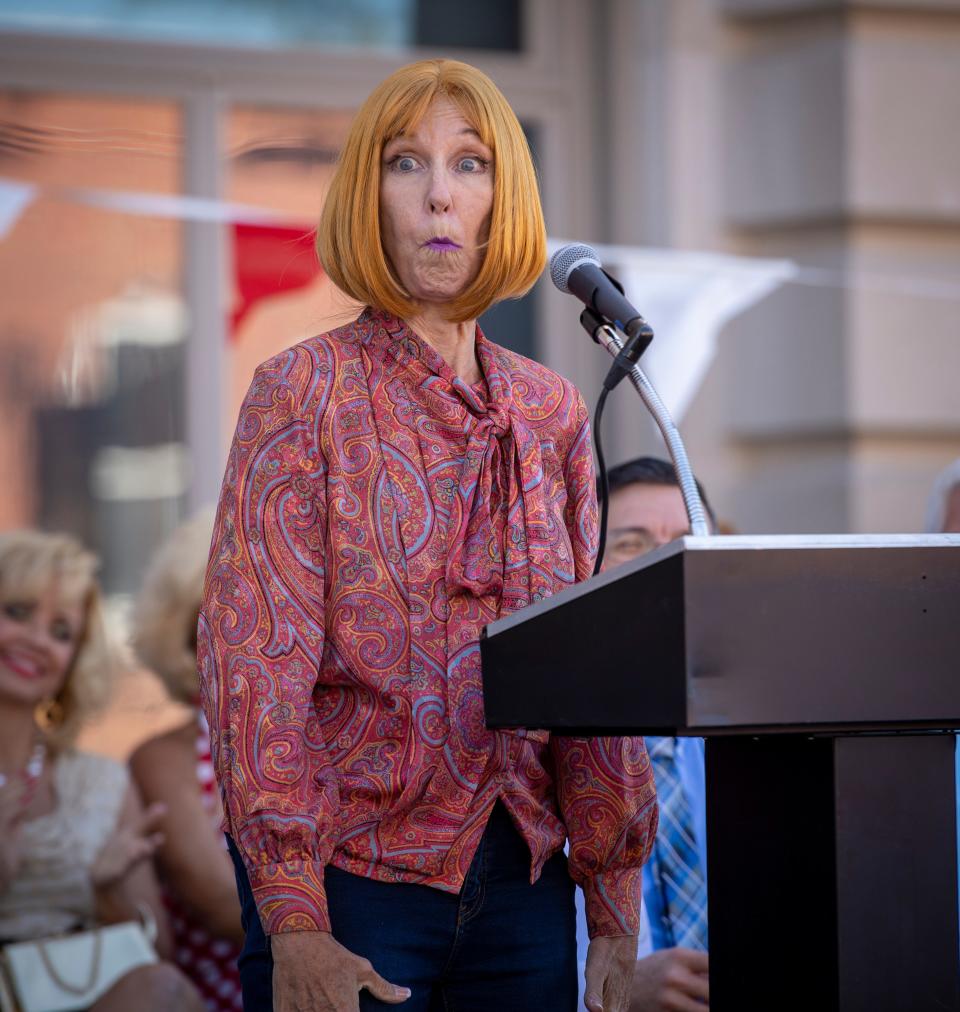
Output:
[{"xmin": 227, "ymin": 803, "xmax": 577, "ymax": 1011}]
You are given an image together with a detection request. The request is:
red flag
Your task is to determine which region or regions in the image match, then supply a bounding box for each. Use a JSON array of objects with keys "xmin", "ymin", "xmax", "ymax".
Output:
[{"xmin": 231, "ymin": 222, "xmax": 321, "ymax": 335}]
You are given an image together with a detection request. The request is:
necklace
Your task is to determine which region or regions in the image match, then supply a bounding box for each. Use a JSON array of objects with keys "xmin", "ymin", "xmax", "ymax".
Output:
[{"xmin": 0, "ymin": 739, "xmax": 47, "ymax": 810}]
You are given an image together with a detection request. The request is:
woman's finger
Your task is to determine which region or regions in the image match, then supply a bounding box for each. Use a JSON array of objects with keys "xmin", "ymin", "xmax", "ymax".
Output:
[
  {"xmin": 126, "ymin": 838, "xmax": 156, "ymax": 865},
  {"xmin": 357, "ymin": 965, "xmax": 411, "ymax": 1005},
  {"xmin": 135, "ymin": 801, "xmax": 168, "ymax": 833}
]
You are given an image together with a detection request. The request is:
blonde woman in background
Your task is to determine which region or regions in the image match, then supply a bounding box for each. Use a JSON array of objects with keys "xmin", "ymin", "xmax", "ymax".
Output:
[
  {"xmin": 0, "ymin": 529, "xmax": 204, "ymax": 1010},
  {"xmin": 130, "ymin": 512, "xmax": 243, "ymax": 1012}
]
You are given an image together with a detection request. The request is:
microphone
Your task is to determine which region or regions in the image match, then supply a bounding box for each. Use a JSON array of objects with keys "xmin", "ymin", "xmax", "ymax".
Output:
[
  {"xmin": 550, "ymin": 242, "xmax": 654, "ymax": 390},
  {"xmin": 549, "ymin": 243, "xmax": 646, "ymax": 339}
]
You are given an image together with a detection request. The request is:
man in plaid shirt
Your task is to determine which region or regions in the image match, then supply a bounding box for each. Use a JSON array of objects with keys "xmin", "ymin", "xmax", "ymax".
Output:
[{"xmin": 601, "ymin": 458, "xmax": 715, "ymax": 1012}]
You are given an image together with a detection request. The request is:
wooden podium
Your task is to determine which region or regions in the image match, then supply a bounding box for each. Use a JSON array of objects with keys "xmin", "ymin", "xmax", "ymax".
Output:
[{"xmin": 481, "ymin": 534, "xmax": 960, "ymax": 1012}]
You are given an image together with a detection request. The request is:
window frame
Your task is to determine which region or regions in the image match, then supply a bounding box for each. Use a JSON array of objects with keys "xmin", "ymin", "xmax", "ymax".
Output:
[{"xmin": 0, "ymin": 0, "xmax": 602, "ymax": 509}]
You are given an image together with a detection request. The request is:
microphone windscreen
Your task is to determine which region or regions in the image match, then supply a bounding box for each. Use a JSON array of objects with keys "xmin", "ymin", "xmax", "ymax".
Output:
[{"xmin": 549, "ymin": 243, "xmax": 601, "ymax": 294}]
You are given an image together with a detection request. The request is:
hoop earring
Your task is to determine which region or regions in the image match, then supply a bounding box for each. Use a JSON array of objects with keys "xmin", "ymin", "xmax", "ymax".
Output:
[{"xmin": 35, "ymin": 697, "xmax": 65, "ymax": 731}]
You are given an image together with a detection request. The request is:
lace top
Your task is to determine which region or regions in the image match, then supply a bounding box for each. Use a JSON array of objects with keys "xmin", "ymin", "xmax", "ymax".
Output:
[{"xmin": 0, "ymin": 751, "xmax": 127, "ymax": 941}]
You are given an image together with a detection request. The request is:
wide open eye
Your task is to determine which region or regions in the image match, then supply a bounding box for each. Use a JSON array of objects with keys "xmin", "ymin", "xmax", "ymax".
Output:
[
  {"xmin": 389, "ymin": 155, "xmax": 419, "ymax": 173},
  {"xmin": 457, "ymin": 156, "xmax": 489, "ymax": 174}
]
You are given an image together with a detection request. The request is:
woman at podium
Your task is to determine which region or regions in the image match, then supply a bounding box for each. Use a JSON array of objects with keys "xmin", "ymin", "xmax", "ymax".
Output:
[{"xmin": 199, "ymin": 58, "xmax": 657, "ymax": 1012}]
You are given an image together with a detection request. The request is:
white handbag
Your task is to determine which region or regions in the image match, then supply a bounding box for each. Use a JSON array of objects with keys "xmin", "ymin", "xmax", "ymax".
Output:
[{"xmin": 0, "ymin": 907, "xmax": 158, "ymax": 1012}]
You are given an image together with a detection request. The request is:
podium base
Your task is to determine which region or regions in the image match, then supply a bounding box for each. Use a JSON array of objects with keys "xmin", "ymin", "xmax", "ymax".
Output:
[{"xmin": 706, "ymin": 733, "xmax": 959, "ymax": 1012}]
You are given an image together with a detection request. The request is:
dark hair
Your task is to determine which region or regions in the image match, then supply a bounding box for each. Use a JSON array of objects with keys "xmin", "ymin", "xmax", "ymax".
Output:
[{"xmin": 603, "ymin": 456, "xmax": 717, "ymax": 529}]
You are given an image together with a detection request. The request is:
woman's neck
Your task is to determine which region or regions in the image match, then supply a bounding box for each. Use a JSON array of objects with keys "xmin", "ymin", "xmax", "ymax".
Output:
[
  {"xmin": 0, "ymin": 704, "xmax": 41, "ymax": 770},
  {"xmin": 407, "ymin": 306, "xmax": 481, "ymax": 385}
]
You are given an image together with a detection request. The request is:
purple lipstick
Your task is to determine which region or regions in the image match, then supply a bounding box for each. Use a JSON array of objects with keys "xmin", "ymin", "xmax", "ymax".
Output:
[{"xmin": 424, "ymin": 237, "xmax": 462, "ymax": 252}]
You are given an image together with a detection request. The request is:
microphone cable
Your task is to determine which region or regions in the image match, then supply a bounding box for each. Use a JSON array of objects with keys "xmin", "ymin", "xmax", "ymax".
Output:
[{"xmin": 592, "ymin": 383, "xmax": 611, "ymax": 577}]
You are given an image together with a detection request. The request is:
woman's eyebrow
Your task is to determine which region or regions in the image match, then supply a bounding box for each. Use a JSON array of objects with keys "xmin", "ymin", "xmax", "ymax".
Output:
[{"xmin": 387, "ymin": 128, "xmax": 483, "ymax": 141}]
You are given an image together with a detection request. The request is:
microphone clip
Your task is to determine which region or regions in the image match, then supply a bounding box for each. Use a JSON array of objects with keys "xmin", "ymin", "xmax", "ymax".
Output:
[{"xmin": 578, "ymin": 305, "xmax": 654, "ymax": 392}]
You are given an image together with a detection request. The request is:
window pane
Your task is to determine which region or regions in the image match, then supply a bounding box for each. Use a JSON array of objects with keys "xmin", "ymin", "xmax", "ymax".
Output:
[
  {"xmin": 0, "ymin": 0, "xmax": 523, "ymax": 52},
  {"xmin": 0, "ymin": 91, "xmax": 186, "ymax": 596},
  {"xmin": 225, "ymin": 104, "xmax": 356, "ymax": 425},
  {"xmin": 0, "ymin": 0, "xmax": 413, "ymax": 47},
  {"xmin": 415, "ymin": 0, "xmax": 522, "ymax": 52}
]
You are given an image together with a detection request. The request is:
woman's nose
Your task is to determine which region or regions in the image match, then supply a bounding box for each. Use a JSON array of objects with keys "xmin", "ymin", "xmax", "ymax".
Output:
[
  {"xmin": 427, "ymin": 168, "xmax": 452, "ymax": 213},
  {"xmin": 23, "ymin": 616, "xmax": 54, "ymax": 654}
]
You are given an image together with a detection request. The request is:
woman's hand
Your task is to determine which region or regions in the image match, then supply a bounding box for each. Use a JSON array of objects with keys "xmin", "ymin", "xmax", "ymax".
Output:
[
  {"xmin": 91, "ymin": 800, "xmax": 166, "ymax": 890},
  {"xmin": 585, "ymin": 934, "xmax": 640, "ymax": 1012},
  {"xmin": 272, "ymin": 931, "xmax": 411, "ymax": 1012},
  {"xmin": 93, "ymin": 787, "xmax": 175, "ymax": 957}
]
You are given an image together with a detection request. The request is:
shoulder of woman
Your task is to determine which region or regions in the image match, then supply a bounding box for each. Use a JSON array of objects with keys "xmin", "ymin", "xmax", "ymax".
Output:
[
  {"xmin": 244, "ymin": 320, "xmax": 363, "ymax": 415},
  {"xmin": 130, "ymin": 722, "xmax": 196, "ymax": 779}
]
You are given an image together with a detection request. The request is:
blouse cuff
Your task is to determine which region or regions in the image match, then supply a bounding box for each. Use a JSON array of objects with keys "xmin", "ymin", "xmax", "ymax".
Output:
[
  {"xmin": 247, "ymin": 858, "xmax": 330, "ymax": 934},
  {"xmin": 582, "ymin": 866, "xmax": 644, "ymax": 939}
]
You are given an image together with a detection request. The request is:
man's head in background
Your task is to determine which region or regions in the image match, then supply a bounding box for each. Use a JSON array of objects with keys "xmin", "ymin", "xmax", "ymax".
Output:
[
  {"xmin": 925, "ymin": 458, "xmax": 960, "ymax": 534},
  {"xmin": 603, "ymin": 456, "xmax": 717, "ymax": 569}
]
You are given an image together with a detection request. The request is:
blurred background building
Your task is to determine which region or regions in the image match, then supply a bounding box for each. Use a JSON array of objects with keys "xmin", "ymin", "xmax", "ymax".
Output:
[{"xmin": 1, "ymin": 0, "xmax": 958, "ymax": 750}]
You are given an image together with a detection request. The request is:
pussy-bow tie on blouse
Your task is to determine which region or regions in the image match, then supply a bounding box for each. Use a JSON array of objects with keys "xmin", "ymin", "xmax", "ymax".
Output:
[{"xmin": 366, "ymin": 311, "xmax": 554, "ymax": 610}]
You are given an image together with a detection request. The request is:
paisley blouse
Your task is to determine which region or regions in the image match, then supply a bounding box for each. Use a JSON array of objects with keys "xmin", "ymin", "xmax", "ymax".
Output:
[{"xmin": 199, "ymin": 308, "xmax": 657, "ymax": 941}]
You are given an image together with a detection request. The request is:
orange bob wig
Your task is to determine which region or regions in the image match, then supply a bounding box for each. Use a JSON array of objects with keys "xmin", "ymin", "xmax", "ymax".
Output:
[{"xmin": 317, "ymin": 59, "xmax": 547, "ymax": 324}]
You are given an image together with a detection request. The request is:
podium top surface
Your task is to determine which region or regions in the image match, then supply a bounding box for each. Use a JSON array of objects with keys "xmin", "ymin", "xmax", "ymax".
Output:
[
  {"xmin": 485, "ymin": 533, "xmax": 960, "ymax": 639},
  {"xmin": 481, "ymin": 533, "xmax": 960, "ymax": 736}
]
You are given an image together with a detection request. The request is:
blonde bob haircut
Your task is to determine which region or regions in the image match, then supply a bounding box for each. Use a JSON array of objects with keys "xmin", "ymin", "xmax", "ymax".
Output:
[
  {"xmin": 0, "ymin": 529, "xmax": 115, "ymax": 751},
  {"xmin": 317, "ymin": 58, "xmax": 547, "ymax": 324}
]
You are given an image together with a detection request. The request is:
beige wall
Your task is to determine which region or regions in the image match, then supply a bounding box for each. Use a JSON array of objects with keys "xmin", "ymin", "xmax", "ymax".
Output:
[{"xmin": 603, "ymin": 0, "xmax": 960, "ymax": 534}]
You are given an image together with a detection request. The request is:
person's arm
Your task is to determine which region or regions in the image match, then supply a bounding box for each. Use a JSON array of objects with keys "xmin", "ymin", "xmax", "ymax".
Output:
[
  {"xmin": 199, "ymin": 344, "xmax": 410, "ymax": 1011},
  {"xmin": 559, "ymin": 731, "xmax": 658, "ymax": 1012},
  {"xmin": 553, "ymin": 389, "xmax": 660, "ymax": 1012},
  {"xmin": 130, "ymin": 728, "xmax": 244, "ymax": 944},
  {"xmin": 90, "ymin": 783, "xmax": 174, "ymax": 959},
  {"xmin": 198, "ymin": 347, "xmax": 335, "ymax": 934}
]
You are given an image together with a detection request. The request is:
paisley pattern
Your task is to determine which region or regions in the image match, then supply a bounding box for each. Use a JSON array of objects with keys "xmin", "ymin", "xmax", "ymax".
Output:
[{"xmin": 199, "ymin": 308, "xmax": 657, "ymax": 940}]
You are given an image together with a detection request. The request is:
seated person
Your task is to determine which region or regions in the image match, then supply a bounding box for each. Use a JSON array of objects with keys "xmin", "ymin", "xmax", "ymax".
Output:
[
  {"xmin": 603, "ymin": 457, "xmax": 717, "ymax": 1012},
  {"xmin": 0, "ymin": 529, "xmax": 204, "ymax": 1011},
  {"xmin": 130, "ymin": 512, "xmax": 244, "ymax": 1011}
]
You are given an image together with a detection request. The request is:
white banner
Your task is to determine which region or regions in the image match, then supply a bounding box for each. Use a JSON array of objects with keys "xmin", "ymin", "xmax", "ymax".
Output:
[{"xmin": 550, "ymin": 240, "xmax": 796, "ymax": 420}]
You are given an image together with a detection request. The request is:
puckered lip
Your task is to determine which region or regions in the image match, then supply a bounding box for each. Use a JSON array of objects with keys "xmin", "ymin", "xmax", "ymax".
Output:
[{"xmin": 423, "ymin": 236, "xmax": 462, "ymax": 250}]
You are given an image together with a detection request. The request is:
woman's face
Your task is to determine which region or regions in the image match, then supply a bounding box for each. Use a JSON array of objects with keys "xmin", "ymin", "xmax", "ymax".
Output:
[
  {"xmin": 380, "ymin": 96, "xmax": 494, "ymax": 310},
  {"xmin": 0, "ymin": 581, "xmax": 84, "ymax": 711}
]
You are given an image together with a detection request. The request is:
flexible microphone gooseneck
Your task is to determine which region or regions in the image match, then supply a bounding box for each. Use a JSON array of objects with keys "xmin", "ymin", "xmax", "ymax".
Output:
[{"xmin": 550, "ymin": 243, "xmax": 711, "ymax": 572}]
